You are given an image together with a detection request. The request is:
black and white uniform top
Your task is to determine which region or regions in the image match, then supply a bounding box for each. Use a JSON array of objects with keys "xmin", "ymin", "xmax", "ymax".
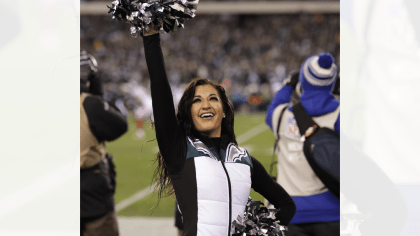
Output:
[{"xmin": 143, "ymin": 34, "xmax": 296, "ymax": 236}]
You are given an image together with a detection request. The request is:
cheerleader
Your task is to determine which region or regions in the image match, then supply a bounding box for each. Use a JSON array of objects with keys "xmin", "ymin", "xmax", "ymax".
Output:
[{"xmin": 140, "ymin": 26, "xmax": 296, "ymax": 236}]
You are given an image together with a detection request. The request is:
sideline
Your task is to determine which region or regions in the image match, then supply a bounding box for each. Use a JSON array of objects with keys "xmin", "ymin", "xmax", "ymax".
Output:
[
  {"xmin": 116, "ymin": 122, "xmax": 268, "ymax": 212},
  {"xmin": 117, "ymin": 216, "xmax": 177, "ymax": 236},
  {"xmin": 116, "ymin": 183, "xmax": 157, "ymax": 212}
]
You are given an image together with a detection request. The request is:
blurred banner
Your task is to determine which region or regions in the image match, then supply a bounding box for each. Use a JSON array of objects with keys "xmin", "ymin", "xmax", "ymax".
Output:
[{"xmin": 81, "ymin": 1, "xmax": 340, "ymax": 15}]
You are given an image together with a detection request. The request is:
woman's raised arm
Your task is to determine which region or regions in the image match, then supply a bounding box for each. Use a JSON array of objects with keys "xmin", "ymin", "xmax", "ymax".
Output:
[{"xmin": 142, "ymin": 33, "xmax": 179, "ymax": 164}]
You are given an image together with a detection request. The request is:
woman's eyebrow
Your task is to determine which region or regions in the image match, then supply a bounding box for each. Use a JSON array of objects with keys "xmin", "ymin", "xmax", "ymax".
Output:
[{"xmin": 194, "ymin": 94, "xmax": 218, "ymax": 98}]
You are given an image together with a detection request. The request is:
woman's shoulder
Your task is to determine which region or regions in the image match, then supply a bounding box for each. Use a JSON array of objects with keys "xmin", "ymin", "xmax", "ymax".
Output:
[{"xmin": 224, "ymin": 143, "xmax": 254, "ymax": 168}]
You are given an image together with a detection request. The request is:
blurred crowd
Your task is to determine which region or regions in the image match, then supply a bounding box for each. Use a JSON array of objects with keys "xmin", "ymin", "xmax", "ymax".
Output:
[{"xmin": 81, "ymin": 14, "xmax": 339, "ymax": 112}]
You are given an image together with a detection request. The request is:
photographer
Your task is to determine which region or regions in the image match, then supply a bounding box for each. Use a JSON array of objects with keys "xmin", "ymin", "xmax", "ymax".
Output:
[{"xmin": 80, "ymin": 51, "xmax": 128, "ymax": 236}]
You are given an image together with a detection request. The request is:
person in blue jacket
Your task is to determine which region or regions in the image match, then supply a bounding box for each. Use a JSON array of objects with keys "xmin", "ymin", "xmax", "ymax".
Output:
[{"xmin": 266, "ymin": 53, "xmax": 340, "ymax": 236}]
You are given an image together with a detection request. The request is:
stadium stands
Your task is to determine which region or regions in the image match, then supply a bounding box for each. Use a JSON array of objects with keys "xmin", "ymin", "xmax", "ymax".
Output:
[{"xmin": 81, "ymin": 13, "xmax": 339, "ymax": 112}]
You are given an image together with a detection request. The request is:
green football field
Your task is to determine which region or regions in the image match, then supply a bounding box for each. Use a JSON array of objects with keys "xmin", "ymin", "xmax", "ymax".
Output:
[{"xmin": 107, "ymin": 112, "xmax": 277, "ymax": 217}]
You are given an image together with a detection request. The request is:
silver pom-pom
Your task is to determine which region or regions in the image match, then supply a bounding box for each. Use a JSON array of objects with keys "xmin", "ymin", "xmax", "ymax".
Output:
[
  {"xmin": 232, "ymin": 197, "xmax": 288, "ymax": 236},
  {"xmin": 107, "ymin": 0, "xmax": 199, "ymax": 37}
]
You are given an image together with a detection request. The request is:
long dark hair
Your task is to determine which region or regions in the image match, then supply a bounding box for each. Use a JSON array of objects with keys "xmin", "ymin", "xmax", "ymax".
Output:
[{"xmin": 152, "ymin": 78, "xmax": 237, "ymax": 206}]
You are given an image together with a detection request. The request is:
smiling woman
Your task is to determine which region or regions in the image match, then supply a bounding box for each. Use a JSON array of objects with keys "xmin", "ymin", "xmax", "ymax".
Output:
[
  {"xmin": 191, "ymin": 85, "xmax": 225, "ymax": 137},
  {"xmin": 184, "ymin": 81, "xmax": 230, "ymax": 139},
  {"xmin": 141, "ymin": 27, "xmax": 296, "ymax": 236}
]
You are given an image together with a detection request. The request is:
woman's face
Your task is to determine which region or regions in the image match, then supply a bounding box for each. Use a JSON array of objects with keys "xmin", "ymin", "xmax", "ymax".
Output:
[{"xmin": 191, "ymin": 84, "xmax": 225, "ymax": 138}]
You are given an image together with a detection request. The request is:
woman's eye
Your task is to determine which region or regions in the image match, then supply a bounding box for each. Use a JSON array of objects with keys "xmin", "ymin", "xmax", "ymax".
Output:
[
  {"xmin": 210, "ymin": 97, "xmax": 219, "ymax": 101},
  {"xmin": 193, "ymin": 99, "xmax": 201, "ymax": 103}
]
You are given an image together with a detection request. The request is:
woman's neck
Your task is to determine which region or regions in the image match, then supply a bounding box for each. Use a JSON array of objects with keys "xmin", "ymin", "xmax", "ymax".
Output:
[{"xmin": 210, "ymin": 137, "xmax": 221, "ymax": 152}]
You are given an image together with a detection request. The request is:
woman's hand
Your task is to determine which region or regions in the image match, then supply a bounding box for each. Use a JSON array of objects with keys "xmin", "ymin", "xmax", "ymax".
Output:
[{"xmin": 143, "ymin": 24, "xmax": 159, "ymax": 36}]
